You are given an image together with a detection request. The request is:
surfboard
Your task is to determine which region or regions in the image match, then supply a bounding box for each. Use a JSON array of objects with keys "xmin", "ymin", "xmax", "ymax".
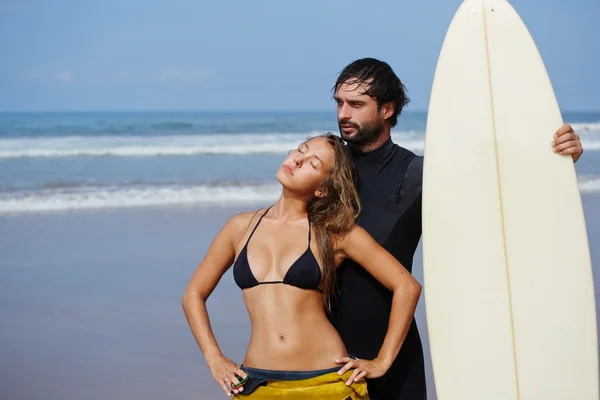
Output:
[{"xmin": 421, "ymin": 0, "xmax": 599, "ymax": 399}]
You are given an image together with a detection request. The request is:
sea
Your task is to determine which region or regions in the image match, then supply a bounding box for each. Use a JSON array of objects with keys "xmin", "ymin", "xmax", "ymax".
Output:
[{"xmin": 1, "ymin": 111, "xmax": 599, "ymax": 214}]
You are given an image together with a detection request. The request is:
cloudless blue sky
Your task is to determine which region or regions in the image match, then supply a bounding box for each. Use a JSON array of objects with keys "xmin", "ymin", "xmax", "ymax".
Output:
[{"xmin": 1, "ymin": 0, "xmax": 598, "ymax": 112}]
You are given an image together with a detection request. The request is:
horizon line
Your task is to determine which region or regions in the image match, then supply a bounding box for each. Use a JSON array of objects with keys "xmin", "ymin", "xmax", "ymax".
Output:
[{"xmin": 0, "ymin": 109, "xmax": 599, "ymax": 114}]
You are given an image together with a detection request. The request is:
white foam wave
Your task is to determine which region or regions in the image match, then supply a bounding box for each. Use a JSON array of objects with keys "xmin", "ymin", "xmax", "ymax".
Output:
[
  {"xmin": 1, "ymin": 175, "xmax": 598, "ymax": 215},
  {"xmin": 578, "ymin": 176, "xmax": 600, "ymax": 193},
  {"xmin": 581, "ymin": 142, "xmax": 600, "ymax": 150},
  {"xmin": 0, "ymin": 134, "xmax": 305, "ymax": 158},
  {"xmin": 0, "ymin": 132, "xmax": 426, "ymax": 158},
  {"xmin": 571, "ymin": 122, "xmax": 600, "ymax": 150},
  {"xmin": 0, "ymin": 183, "xmax": 281, "ymax": 214},
  {"xmin": 570, "ymin": 122, "xmax": 600, "ymax": 133}
]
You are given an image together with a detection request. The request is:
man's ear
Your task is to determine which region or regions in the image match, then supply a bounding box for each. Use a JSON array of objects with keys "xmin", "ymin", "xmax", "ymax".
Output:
[{"xmin": 382, "ymin": 101, "xmax": 395, "ymax": 121}]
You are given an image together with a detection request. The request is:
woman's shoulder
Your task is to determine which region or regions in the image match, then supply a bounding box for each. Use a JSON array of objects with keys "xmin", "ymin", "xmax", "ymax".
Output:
[
  {"xmin": 229, "ymin": 208, "xmax": 267, "ymax": 225},
  {"xmin": 331, "ymin": 223, "xmax": 362, "ymax": 248},
  {"xmin": 224, "ymin": 208, "xmax": 268, "ymax": 238}
]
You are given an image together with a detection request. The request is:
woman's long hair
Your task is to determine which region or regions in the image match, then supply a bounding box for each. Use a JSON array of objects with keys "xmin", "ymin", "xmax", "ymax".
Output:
[{"xmin": 307, "ymin": 133, "xmax": 360, "ymax": 310}]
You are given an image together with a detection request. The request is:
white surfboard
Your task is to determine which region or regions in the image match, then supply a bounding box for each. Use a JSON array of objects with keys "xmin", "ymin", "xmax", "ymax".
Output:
[{"xmin": 422, "ymin": 1, "xmax": 599, "ymax": 399}]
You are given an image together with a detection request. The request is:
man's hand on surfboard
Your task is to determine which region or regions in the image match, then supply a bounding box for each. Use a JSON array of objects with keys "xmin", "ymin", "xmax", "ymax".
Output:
[{"xmin": 552, "ymin": 124, "xmax": 583, "ymax": 163}]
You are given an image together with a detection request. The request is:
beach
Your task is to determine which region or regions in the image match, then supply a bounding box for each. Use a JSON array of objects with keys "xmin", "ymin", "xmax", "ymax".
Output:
[
  {"xmin": 1, "ymin": 0, "xmax": 598, "ymax": 396},
  {"xmin": 1, "ymin": 110, "xmax": 599, "ymax": 399},
  {"xmin": 0, "ymin": 193, "xmax": 599, "ymax": 400}
]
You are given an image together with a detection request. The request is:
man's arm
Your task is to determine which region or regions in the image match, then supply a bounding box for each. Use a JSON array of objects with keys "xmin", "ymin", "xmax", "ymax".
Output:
[{"xmin": 398, "ymin": 155, "xmax": 423, "ymax": 211}]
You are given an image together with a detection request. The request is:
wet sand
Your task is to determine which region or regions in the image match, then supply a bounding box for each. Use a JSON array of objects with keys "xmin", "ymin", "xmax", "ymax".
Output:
[{"xmin": 1, "ymin": 194, "xmax": 599, "ymax": 399}]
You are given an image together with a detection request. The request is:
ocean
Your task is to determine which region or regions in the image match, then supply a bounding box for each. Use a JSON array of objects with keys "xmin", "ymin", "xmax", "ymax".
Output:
[
  {"xmin": 1, "ymin": 110, "xmax": 598, "ymax": 214},
  {"xmin": 1, "ymin": 111, "xmax": 600, "ymax": 399}
]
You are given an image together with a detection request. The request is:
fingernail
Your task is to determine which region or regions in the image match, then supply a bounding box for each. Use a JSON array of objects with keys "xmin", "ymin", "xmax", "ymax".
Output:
[
  {"xmin": 554, "ymin": 134, "xmax": 558, "ymax": 139},
  {"xmin": 551, "ymin": 141, "xmax": 555, "ymax": 146}
]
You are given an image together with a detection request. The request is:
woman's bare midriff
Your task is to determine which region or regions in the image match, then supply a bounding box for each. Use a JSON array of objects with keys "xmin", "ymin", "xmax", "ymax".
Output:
[{"xmin": 242, "ymin": 284, "xmax": 348, "ymax": 371}]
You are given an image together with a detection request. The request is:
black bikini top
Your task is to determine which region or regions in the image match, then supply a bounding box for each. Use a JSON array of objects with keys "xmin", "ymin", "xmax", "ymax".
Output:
[{"xmin": 233, "ymin": 206, "xmax": 322, "ymax": 292}]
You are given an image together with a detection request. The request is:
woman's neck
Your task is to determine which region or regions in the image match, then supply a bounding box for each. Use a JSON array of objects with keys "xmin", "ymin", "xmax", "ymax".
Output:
[{"xmin": 273, "ymin": 190, "xmax": 309, "ymax": 221}]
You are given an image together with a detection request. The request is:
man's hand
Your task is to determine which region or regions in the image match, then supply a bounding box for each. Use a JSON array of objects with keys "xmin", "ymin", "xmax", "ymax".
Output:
[
  {"xmin": 552, "ymin": 124, "xmax": 583, "ymax": 163},
  {"xmin": 335, "ymin": 355, "xmax": 389, "ymax": 386}
]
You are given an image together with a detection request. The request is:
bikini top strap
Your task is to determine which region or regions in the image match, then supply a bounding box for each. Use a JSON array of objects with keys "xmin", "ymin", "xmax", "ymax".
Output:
[{"xmin": 245, "ymin": 205, "xmax": 273, "ymax": 243}]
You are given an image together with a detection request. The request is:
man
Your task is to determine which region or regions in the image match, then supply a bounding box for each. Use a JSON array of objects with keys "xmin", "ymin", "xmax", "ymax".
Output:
[{"xmin": 329, "ymin": 58, "xmax": 584, "ymax": 399}]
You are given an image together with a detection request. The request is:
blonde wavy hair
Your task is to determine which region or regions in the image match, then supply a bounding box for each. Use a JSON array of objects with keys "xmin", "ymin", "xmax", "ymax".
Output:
[{"xmin": 306, "ymin": 133, "xmax": 361, "ymax": 309}]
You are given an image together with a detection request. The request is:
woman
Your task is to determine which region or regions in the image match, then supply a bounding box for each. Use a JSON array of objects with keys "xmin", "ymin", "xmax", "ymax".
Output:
[{"xmin": 182, "ymin": 133, "xmax": 421, "ymax": 399}]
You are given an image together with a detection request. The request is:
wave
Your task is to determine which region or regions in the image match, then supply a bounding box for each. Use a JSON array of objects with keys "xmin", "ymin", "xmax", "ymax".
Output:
[
  {"xmin": 149, "ymin": 122, "xmax": 197, "ymax": 130},
  {"xmin": 1, "ymin": 176, "xmax": 599, "ymax": 215},
  {"xmin": 0, "ymin": 132, "xmax": 426, "ymax": 158},
  {"xmin": 570, "ymin": 122, "xmax": 600, "ymax": 133},
  {"xmin": 2, "ymin": 125, "xmax": 599, "ymax": 159},
  {"xmin": 0, "ymin": 182, "xmax": 282, "ymax": 214},
  {"xmin": 578, "ymin": 176, "xmax": 600, "ymax": 193}
]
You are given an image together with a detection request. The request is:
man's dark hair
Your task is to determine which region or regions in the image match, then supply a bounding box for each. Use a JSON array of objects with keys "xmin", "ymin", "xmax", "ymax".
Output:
[{"xmin": 333, "ymin": 58, "xmax": 410, "ymax": 128}]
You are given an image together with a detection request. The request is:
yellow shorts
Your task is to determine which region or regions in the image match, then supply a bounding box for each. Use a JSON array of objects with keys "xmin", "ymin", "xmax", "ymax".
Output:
[{"xmin": 232, "ymin": 366, "xmax": 369, "ymax": 399}]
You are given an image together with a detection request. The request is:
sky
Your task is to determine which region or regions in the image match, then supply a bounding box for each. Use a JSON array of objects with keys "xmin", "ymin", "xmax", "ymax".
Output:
[{"xmin": 0, "ymin": 0, "xmax": 598, "ymax": 112}]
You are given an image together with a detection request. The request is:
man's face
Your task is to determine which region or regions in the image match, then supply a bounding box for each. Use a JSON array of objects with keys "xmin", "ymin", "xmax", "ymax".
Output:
[{"xmin": 334, "ymin": 80, "xmax": 384, "ymax": 148}]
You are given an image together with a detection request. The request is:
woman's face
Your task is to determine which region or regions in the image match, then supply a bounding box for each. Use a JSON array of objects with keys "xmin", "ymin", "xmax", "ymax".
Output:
[{"xmin": 276, "ymin": 137, "xmax": 335, "ymax": 198}]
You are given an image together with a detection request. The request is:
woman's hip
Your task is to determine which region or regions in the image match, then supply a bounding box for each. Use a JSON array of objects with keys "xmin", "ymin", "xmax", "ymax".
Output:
[{"xmin": 233, "ymin": 365, "xmax": 369, "ymax": 399}]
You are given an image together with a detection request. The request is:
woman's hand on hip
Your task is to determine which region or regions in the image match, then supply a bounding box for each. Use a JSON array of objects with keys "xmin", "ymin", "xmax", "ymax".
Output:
[{"xmin": 207, "ymin": 355, "xmax": 247, "ymax": 396}]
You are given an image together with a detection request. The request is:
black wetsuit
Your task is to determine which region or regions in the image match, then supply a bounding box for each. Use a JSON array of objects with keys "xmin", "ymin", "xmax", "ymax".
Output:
[{"xmin": 331, "ymin": 138, "xmax": 426, "ymax": 400}]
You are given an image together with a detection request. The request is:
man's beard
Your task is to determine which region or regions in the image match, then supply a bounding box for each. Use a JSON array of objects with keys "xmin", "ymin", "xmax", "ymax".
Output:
[{"xmin": 338, "ymin": 117, "xmax": 385, "ymax": 149}]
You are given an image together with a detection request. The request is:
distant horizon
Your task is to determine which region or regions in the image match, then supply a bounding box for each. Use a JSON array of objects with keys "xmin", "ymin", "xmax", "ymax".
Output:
[{"xmin": 1, "ymin": 108, "xmax": 599, "ymax": 114}]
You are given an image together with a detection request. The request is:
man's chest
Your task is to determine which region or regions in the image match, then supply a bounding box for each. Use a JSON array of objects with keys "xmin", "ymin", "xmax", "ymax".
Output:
[{"xmin": 355, "ymin": 173, "xmax": 409, "ymax": 245}]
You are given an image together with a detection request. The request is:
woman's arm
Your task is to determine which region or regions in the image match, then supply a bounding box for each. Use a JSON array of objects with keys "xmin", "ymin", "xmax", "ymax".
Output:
[
  {"xmin": 334, "ymin": 224, "xmax": 422, "ymax": 385},
  {"xmin": 182, "ymin": 211, "xmax": 254, "ymax": 396}
]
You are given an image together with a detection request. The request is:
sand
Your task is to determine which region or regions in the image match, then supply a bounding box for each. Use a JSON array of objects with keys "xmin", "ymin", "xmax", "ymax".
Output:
[{"xmin": 1, "ymin": 194, "xmax": 599, "ymax": 399}]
